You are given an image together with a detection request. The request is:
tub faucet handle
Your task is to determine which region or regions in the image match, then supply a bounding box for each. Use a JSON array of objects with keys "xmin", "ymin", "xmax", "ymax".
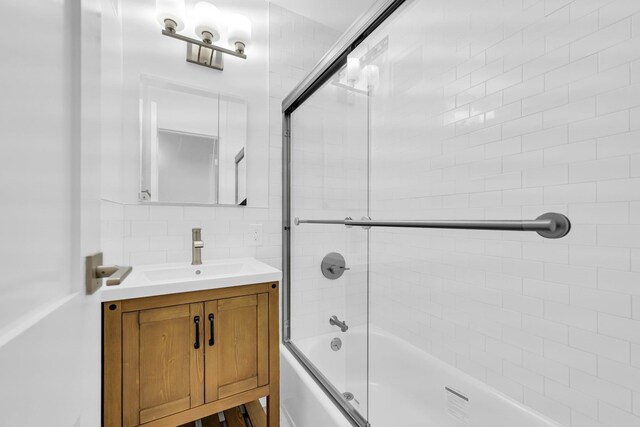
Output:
[{"xmin": 328, "ymin": 264, "xmax": 350, "ymax": 274}]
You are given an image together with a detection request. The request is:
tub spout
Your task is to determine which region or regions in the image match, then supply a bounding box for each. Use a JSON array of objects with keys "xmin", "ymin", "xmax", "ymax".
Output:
[{"xmin": 330, "ymin": 315, "xmax": 348, "ymax": 332}]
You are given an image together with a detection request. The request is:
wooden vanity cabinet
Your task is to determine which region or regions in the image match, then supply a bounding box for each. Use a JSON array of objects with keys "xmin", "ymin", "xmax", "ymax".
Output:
[
  {"xmin": 122, "ymin": 303, "xmax": 205, "ymax": 425},
  {"xmin": 103, "ymin": 282, "xmax": 279, "ymax": 427},
  {"xmin": 205, "ymin": 294, "xmax": 269, "ymax": 402}
]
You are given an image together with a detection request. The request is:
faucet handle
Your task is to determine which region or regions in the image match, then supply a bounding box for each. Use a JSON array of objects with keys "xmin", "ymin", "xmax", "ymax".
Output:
[
  {"xmin": 192, "ymin": 228, "xmax": 203, "ymax": 247},
  {"xmin": 191, "ymin": 228, "xmax": 204, "ymax": 265},
  {"xmin": 328, "ymin": 265, "xmax": 350, "ymax": 274}
]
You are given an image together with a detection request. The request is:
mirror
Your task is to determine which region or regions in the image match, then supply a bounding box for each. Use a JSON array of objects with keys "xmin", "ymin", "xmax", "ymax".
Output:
[{"xmin": 139, "ymin": 76, "xmax": 248, "ymax": 205}]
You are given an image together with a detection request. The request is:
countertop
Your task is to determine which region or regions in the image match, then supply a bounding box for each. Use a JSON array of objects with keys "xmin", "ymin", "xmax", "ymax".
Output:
[{"xmin": 100, "ymin": 257, "xmax": 282, "ymax": 302}]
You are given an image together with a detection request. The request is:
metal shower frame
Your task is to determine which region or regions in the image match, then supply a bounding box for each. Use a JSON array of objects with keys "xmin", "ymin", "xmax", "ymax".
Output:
[{"xmin": 281, "ymin": 2, "xmax": 411, "ymax": 426}]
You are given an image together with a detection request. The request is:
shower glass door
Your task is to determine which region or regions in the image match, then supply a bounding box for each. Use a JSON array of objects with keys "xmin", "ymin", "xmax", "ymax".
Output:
[
  {"xmin": 288, "ymin": 61, "xmax": 370, "ymax": 424},
  {"xmin": 287, "ymin": 0, "xmax": 640, "ymax": 426}
]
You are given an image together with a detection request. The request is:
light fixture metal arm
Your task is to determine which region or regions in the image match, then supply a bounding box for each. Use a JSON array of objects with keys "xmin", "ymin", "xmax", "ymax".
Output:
[
  {"xmin": 161, "ymin": 29, "xmax": 247, "ymax": 71},
  {"xmin": 161, "ymin": 30, "xmax": 247, "ymax": 59}
]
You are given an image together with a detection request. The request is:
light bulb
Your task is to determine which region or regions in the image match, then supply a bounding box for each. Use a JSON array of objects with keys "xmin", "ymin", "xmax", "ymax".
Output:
[
  {"xmin": 227, "ymin": 14, "xmax": 252, "ymax": 54},
  {"xmin": 363, "ymin": 64, "xmax": 379, "ymax": 89},
  {"xmin": 347, "ymin": 57, "xmax": 360, "ymax": 84},
  {"xmin": 156, "ymin": 0, "xmax": 185, "ymax": 32},
  {"xmin": 194, "ymin": 1, "xmax": 222, "ymax": 43}
]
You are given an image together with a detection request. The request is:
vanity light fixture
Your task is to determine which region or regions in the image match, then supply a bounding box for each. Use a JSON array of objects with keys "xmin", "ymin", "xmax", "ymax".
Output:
[
  {"xmin": 156, "ymin": 0, "xmax": 251, "ymax": 71},
  {"xmin": 227, "ymin": 13, "xmax": 252, "ymax": 55},
  {"xmin": 346, "ymin": 57, "xmax": 361, "ymax": 84},
  {"xmin": 362, "ymin": 64, "xmax": 379, "ymax": 90},
  {"xmin": 335, "ymin": 38, "xmax": 387, "ymax": 95}
]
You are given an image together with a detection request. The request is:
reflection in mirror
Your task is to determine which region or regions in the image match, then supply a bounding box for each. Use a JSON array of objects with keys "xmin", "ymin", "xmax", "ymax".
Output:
[
  {"xmin": 157, "ymin": 130, "xmax": 219, "ymax": 203},
  {"xmin": 235, "ymin": 148, "xmax": 247, "ymax": 205},
  {"xmin": 218, "ymin": 95, "xmax": 248, "ymax": 205},
  {"xmin": 139, "ymin": 76, "xmax": 248, "ymax": 205}
]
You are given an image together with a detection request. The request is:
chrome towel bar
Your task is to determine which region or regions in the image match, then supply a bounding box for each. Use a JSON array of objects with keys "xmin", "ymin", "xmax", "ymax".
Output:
[{"xmin": 293, "ymin": 212, "xmax": 571, "ymax": 239}]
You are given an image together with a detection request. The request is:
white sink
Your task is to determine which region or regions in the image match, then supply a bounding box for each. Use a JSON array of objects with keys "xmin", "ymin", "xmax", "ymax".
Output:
[
  {"xmin": 100, "ymin": 257, "xmax": 282, "ymax": 301},
  {"xmin": 143, "ymin": 262, "xmax": 246, "ymax": 283}
]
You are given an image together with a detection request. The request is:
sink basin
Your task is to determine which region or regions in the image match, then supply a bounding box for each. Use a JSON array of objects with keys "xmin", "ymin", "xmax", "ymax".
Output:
[
  {"xmin": 143, "ymin": 263, "xmax": 246, "ymax": 283},
  {"xmin": 100, "ymin": 257, "xmax": 282, "ymax": 301}
]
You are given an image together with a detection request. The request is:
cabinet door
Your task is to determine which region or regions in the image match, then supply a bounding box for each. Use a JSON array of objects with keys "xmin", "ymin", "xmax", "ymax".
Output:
[
  {"xmin": 205, "ymin": 294, "xmax": 269, "ymax": 402},
  {"xmin": 122, "ymin": 303, "xmax": 205, "ymax": 426}
]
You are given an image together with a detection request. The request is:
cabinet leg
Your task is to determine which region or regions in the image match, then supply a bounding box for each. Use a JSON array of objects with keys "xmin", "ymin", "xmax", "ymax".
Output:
[
  {"xmin": 267, "ymin": 393, "xmax": 280, "ymax": 427},
  {"xmin": 267, "ymin": 284, "xmax": 280, "ymax": 426}
]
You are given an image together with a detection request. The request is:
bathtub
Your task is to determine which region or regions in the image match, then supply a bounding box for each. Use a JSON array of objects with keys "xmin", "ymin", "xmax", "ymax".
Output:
[
  {"xmin": 281, "ymin": 326, "xmax": 563, "ymax": 427},
  {"xmin": 281, "ymin": 342, "xmax": 352, "ymax": 427}
]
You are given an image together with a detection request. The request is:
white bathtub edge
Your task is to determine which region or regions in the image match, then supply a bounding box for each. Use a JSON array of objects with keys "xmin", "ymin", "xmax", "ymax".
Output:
[{"xmin": 280, "ymin": 343, "xmax": 353, "ymax": 427}]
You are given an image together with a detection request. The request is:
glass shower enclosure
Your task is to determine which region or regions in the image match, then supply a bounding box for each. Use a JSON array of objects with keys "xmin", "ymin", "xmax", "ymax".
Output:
[
  {"xmin": 282, "ymin": 1, "xmax": 581, "ymax": 426},
  {"xmin": 284, "ymin": 51, "xmax": 371, "ymax": 425}
]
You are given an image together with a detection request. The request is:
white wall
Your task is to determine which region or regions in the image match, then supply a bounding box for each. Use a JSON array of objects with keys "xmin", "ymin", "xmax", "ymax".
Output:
[
  {"xmin": 269, "ymin": 0, "xmax": 377, "ymax": 32},
  {"xmin": 0, "ymin": 0, "xmax": 74, "ymax": 337},
  {"xmin": 101, "ymin": 0, "xmax": 125, "ymax": 203},
  {"xmin": 0, "ymin": 0, "xmax": 103, "ymax": 425},
  {"xmin": 362, "ymin": 1, "xmax": 640, "ymax": 426}
]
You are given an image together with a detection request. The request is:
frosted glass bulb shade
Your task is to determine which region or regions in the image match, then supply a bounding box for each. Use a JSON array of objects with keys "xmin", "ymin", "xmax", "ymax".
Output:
[
  {"xmin": 227, "ymin": 14, "xmax": 252, "ymax": 51},
  {"xmin": 346, "ymin": 57, "xmax": 360, "ymax": 83},
  {"xmin": 194, "ymin": 1, "xmax": 222, "ymax": 43},
  {"xmin": 156, "ymin": 0, "xmax": 186, "ymax": 31},
  {"xmin": 363, "ymin": 64, "xmax": 380, "ymax": 89}
]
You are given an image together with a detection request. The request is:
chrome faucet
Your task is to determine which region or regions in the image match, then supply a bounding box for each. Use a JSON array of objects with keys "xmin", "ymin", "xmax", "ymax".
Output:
[
  {"xmin": 192, "ymin": 228, "xmax": 204, "ymax": 265},
  {"xmin": 330, "ymin": 315, "xmax": 348, "ymax": 332}
]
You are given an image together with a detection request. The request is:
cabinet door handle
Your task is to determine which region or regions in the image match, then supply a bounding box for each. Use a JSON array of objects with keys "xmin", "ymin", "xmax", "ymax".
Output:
[
  {"xmin": 194, "ymin": 316, "xmax": 201, "ymax": 349},
  {"xmin": 208, "ymin": 313, "xmax": 215, "ymax": 346}
]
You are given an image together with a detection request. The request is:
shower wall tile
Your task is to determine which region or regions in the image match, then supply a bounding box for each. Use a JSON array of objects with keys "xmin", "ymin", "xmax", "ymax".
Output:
[
  {"xmin": 599, "ymin": 401, "xmax": 640, "ymax": 427},
  {"xmin": 598, "ymin": 84, "xmax": 640, "ymax": 115},
  {"xmin": 570, "ymin": 327, "xmax": 630, "ymax": 363},
  {"xmin": 570, "ymin": 245, "xmax": 630, "ymax": 270},
  {"xmin": 369, "ymin": 1, "xmax": 640, "ymax": 426},
  {"xmin": 597, "ymin": 177, "xmax": 640, "ymax": 201},
  {"xmin": 599, "ymin": 2, "xmax": 640, "ymax": 27},
  {"xmin": 632, "ymin": 60, "xmax": 640, "ymax": 83},
  {"xmin": 569, "ymin": 110, "xmax": 629, "ymax": 142},
  {"xmin": 631, "ymin": 154, "xmax": 640, "ymax": 176},
  {"xmin": 598, "ymin": 357, "xmax": 640, "ymax": 392}
]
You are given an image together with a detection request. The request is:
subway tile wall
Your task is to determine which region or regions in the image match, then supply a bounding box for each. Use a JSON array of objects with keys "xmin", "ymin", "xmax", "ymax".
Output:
[
  {"xmin": 101, "ymin": 5, "xmax": 341, "ymax": 270},
  {"xmin": 366, "ymin": 1, "xmax": 640, "ymax": 426}
]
